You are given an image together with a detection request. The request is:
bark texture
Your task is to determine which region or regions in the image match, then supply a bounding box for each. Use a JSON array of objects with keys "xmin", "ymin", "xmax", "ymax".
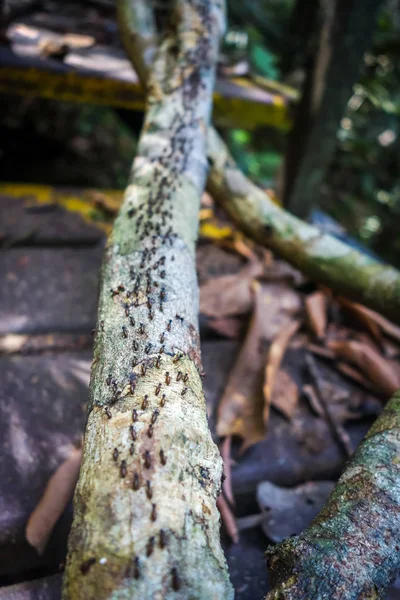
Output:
[
  {"xmin": 265, "ymin": 389, "xmax": 400, "ymax": 600},
  {"xmin": 117, "ymin": 0, "xmax": 400, "ymax": 324},
  {"xmin": 206, "ymin": 129, "xmax": 400, "ymax": 323},
  {"xmin": 63, "ymin": 1, "xmax": 233, "ymax": 599}
]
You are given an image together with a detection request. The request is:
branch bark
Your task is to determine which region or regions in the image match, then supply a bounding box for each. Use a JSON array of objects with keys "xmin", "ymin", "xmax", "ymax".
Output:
[
  {"xmin": 265, "ymin": 389, "xmax": 400, "ymax": 599},
  {"xmin": 63, "ymin": 1, "xmax": 233, "ymax": 598},
  {"xmin": 206, "ymin": 129, "xmax": 400, "ymax": 323},
  {"xmin": 118, "ymin": 0, "xmax": 400, "ymax": 324}
]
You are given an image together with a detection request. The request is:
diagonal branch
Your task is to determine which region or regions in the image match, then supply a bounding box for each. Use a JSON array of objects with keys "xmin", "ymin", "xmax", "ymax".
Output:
[
  {"xmin": 118, "ymin": 0, "xmax": 400, "ymax": 323},
  {"xmin": 63, "ymin": 1, "xmax": 233, "ymax": 598},
  {"xmin": 265, "ymin": 389, "xmax": 400, "ymax": 600}
]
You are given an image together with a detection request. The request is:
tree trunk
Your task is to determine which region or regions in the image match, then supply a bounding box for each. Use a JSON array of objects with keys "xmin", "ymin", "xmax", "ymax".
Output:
[
  {"xmin": 284, "ymin": 0, "xmax": 384, "ymax": 217},
  {"xmin": 265, "ymin": 389, "xmax": 400, "ymax": 599},
  {"xmin": 63, "ymin": 1, "xmax": 233, "ymax": 599}
]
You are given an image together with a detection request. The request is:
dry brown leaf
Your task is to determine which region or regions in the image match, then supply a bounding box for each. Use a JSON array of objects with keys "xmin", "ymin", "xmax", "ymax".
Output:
[
  {"xmin": 337, "ymin": 297, "xmax": 382, "ymax": 344},
  {"xmin": 305, "ymin": 291, "xmax": 327, "ymax": 339},
  {"xmin": 26, "ymin": 447, "xmax": 82, "ymax": 555},
  {"xmin": 217, "ymin": 495, "xmax": 239, "ymax": 544},
  {"xmin": 337, "ymin": 296, "xmax": 400, "ymax": 343},
  {"xmin": 217, "ymin": 282, "xmax": 301, "ymax": 450},
  {"xmin": 208, "ymin": 317, "xmax": 242, "ymax": 339},
  {"xmin": 329, "ymin": 339, "xmax": 400, "ymax": 397},
  {"xmin": 270, "ymin": 369, "xmax": 299, "ymax": 420},
  {"xmin": 200, "ymin": 259, "xmax": 264, "ymax": 319},
  {"xmin": 336, "ymin": 361, "xmax": 376, "ymax": 392},
  {"xmin": 307, "ymin": 343, "xmax": 335, "ymax": 360},
  {"xmin": 263, "ymin": 321, "xmax": 301, "ymax": 424}
]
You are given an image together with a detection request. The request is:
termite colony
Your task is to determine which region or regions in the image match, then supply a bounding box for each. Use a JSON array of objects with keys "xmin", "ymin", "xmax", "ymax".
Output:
[{"xmin": 89, "ymin": 16, "xmax": 215, "ymax": 587}]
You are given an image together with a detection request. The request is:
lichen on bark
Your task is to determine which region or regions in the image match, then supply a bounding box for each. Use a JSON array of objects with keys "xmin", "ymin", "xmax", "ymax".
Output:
[
  {"xmin": 265, "ymin": 390, "xmax": 400, "ymax": 600},
  {"xmin": 63, "ymin": 1, "xmax": 233, "ymax": 598}
]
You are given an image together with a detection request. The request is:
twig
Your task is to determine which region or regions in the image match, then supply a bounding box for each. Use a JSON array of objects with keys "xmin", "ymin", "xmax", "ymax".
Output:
[{"xmin": 306, "ymin": 353, "xmax": 353, "ymax": 457}]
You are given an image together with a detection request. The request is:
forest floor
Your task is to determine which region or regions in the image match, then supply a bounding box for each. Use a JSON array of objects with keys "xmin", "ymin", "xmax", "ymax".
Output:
[{"xmin": 0, "ymin": 187, "xmax": 399, "ymax": 599}]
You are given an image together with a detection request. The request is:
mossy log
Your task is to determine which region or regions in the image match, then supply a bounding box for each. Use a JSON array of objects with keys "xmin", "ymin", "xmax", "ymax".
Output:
[
  {"xmin": 63, "ymin": 1, "xmax": 233, "ymax": 598},
  {"xmin": 265, "ymin": 390, "xmax": 400, "ymax": 599}
]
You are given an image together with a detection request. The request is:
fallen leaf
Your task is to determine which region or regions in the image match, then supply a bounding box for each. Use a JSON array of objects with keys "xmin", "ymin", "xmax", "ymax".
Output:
[
  {"xmin": 270, "ymin": 369, "xmax": 299, "ymax": 420},
  {"xmin": 337, "ymin": 297, "xmax": 400, "ymax": 344},
  {"xmin": 207, "ymin": 317, "xmax": 242, "ymax": 339},
  {"xmin": 307, "ymin": 343, "xmax": 335, "ymax": 360},
  {"xmin": 305, "ymin": 291, "xmax": 327, "ymax": 339},
  {"xmin": 217, "ymin": 281, "xmax": 301, "ymax": 450},
  {"xmin": 257, "ymin": 480, "xmax": 335, "ymax": 543},
  {"xmin": 26, "ymin": 447, "xmax": 82, "ymax": 555},
  {"xmin": 200, "ymin": 259, "xmax": 264, "ymax": 319},
  {"xmin": 336, "ymin": 361, "xmax": 376, "ymax": 393},
  {"xmin": 329, "ymin": 339, "xmax": 400, "ymax": 397},
  {"xmin": 302, "ymin": 384, "xmax": 324, "ymax": 417},
  {"xmin": 263, "ymin": 321, "xmax": 301, "ymax": 424},
  {"xmin": 337, "ymin": 297, "xmax": 382, "ymax": 344},
  {"xmin": 62, "ymin": 34, "xmax": 95, "ymax": 49}
]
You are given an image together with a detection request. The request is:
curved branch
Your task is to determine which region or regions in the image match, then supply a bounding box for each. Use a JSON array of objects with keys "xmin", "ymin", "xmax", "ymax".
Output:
[
  {"xmin": 63, "ymin": 1, "xmax": 233, "ymax": 598},
  {"xmin": 265, "ymin": 389, "xmax": 400, "ymax": 599},
  {"xmin": 206, "ymin": 129, "xmax": 400, "ymax": 323}
]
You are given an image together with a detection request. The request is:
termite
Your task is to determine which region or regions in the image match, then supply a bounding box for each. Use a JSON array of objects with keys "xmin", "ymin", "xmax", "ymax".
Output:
[
  {"xmin": 106, "ymin": 374, "xmax": 112, "ymax": 386},
  {"xmin": 105, "ymin": 407, "xmax": 112, "ymax": 419},
  {"xmin": 130, "ymin": 317, "xmax": 135, "ymax": 327},
  {"xmin": 160, "ymin": 449, "xmax": 167, "ymax": 466},
  {"xmin": 155, "ymin": 356, "xmax": 161, "ymax": 368},
  {"xmin": 122, "ymin": 326, "xmax": 128, "ymax": 339},
  {"xmin": 151, "ymin": 504, "xmax": 157, "ymax": 522},
  {"xmin": 147, "ymin": 424, "xmax": 154, "ymax": 438},
  {"xmin": 151, "ymin": 410, "xmax": 159, "ymax": 424},
  {"xmin": 173, "ymin": 353, "xmax": 182, "ymax": 363},
  {"xmin": 176, "ymin": 372, "xmax": 182, "ymax": 381},
  {"xmin": 130, "ymin": 425, "xmax": 137, "ymax": 441},
  {"xmin": 142, "ymin": 395, "xmax": 149, "ymax": 409},
  {"xmin": 165, "ymin": 372, "xmax": 171, "ymax": 385},
  {"xmin": 120, "ymin": 460, "xmax": 127, "ymax": 478},
  {"xmin": 139, "ymin": 323, "xmax": 145, "ymax": 335},
  {"xmin": 118, "ymin": 284, "xmax": 125, "ymax": 292},
  {"xmin": 133, "ymin": 556, "xmax": 140, "ymax": 579},
  {"xmin": 176, "ymin": 314, "xmax": 184, "ymax": 322},
  {"xmin": 160, "ymin": 332, "xmax": 165, "ymax": 343},
  {"xmin": 155, "ymin": 383, "xmax": 162, "ymax": 396},
  {"xmin": 144, "ymin": 450, "xmax": 151, "ymax": 469},
  {"xmin": 141, "ymin": 363, "xmax": 147, "ymax": 376},
  {"xmin": 171, "ymin": 567, "xmax": 181, "ymax": 591},
  {"xmin": 133, "ymin": 472, "xmax": 140, "ymax": 490},
  {"xmin": 129, "ymin": 444, "xmax": 135, "ymax": 456},
  {"xmin": 80, "ymin": 557, "xmax": 96, "ymax": 574},
  {"xmin": 159, "ymin": 529, "xmax": 167, "ymax": 549},
  {"xmin": 113, "ymin": 448, "xmax": 119, "ymax": 461},
  {"xmin": 146, "ymin": 480, "xmax": 152, "ymax": 499},
  {"xmin": 145, "ymin": 343, "xmax": 152, "ymax": 355},
  {"xmin": 146, "ymin": 536, "xmax": 155, "ymax": 556},
  {"xmin": 160, "ymin": 394, "xmax": 166, "ymax": 407},
  {"xmin": 181, "ymin": 387, "xmax": 187, "ymax": 396},
  {"xmin": 183, "ymin": 373, "xmax": 189, "ymax": 383},
  {"xmin": 166, "ymin": 319, "xmax": 172, "ymax": 332},
  {"xmin": 132, "ymin": 409, "xmax": 138, "ymax": 422},
  {"xmin": 133, "ymin": 340, "xmax": 139, "ymax": 351}
]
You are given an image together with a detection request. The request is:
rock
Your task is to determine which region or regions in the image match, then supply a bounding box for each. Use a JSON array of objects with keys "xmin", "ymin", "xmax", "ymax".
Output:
[
  {"xmin": 0, "ymin": 247, "xmax": 103, "ymax": 334},
  {"xmin": 0, "ymin": 195, "xmax": 103, "ymax": 246},
  {"xmin": 0, "ymin": 353, "xmax": 89, "ymax": 575}
]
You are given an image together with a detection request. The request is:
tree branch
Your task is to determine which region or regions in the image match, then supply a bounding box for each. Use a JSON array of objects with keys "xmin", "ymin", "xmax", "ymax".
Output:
[
  {"xmin": 206, "ymin": 129, "xmax": 400, "ymax": 323},
  {"xmin": 63, "ymin": 1, "xmax": 233, "ymax": 598},
  {"xmin": 118, "ymin": 0, "xmax": 400, "ymax": 324},
  {"xmin": 265, "ymin": 389, "xmax": 400, "ymax": 599}
]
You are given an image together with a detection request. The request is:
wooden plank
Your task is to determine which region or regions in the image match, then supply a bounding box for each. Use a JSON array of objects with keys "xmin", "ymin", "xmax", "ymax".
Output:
[{"xmin": 0, "ymin": 20, "xmax": 292, "ymax": 131}]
